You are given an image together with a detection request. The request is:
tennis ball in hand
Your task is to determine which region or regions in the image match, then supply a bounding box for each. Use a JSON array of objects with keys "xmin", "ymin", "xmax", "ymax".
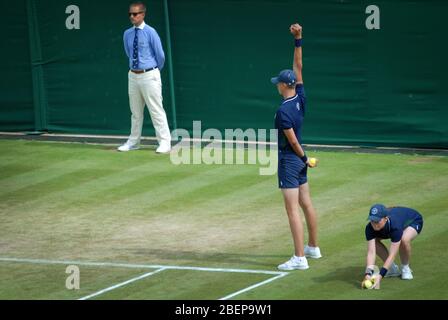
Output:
[
  {"xmin": 308, "ymin": 157, "xmax": 318, "ymax": 167},
  {"xmin": 363, "ymin": 279, "xmax": 373, "ymax": 289}
]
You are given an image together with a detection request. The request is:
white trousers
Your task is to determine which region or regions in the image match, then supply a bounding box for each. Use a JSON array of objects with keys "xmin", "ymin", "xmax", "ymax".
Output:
[{"xmin": 127, "ymin": 69, "xmax": 171, "ymax": 146}]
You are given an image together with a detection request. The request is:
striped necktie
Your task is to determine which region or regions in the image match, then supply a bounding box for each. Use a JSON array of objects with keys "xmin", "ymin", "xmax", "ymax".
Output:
[{"xmin": 132, "ymin": 28, "xmax": 139, "ymax": 69}]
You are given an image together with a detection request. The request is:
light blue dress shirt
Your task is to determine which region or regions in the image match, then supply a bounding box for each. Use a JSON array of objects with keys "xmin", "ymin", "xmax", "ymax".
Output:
[{"xmin": 123, "ymin": 21, "xmax": 165, "ymax": 70}]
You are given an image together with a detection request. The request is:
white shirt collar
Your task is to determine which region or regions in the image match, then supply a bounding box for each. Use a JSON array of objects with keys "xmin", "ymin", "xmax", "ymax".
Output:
[{"xmin": 134, "ymin": 21, "xmax": 146, "ymax": 30}]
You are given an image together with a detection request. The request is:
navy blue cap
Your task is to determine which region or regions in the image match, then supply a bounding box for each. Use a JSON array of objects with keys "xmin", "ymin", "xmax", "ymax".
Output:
[
  {"xmin": 271, "ymin": 69, "xmax": 297, "ymax": 86},
  {"xmin": 368, "ymin": 204, "xmax": 388, "ymax": 222}
]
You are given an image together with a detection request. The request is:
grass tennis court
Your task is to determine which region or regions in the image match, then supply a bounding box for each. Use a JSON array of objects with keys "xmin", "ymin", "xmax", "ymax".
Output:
[{"xmin": 0, "ymin": 139, "xmax": 447, "ymax": 299}]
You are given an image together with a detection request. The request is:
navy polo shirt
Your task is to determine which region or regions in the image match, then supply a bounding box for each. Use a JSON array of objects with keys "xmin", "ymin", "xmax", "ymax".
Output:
[
  {"xmin": 365, "ymin": 207, "xmax": 423, "ymax": 243},
  {"xmin": 275, "ymin": 84, "xmax": 306, "ymax": 155}
]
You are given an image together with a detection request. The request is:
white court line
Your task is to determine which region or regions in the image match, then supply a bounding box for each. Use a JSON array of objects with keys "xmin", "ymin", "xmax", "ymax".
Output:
[
  {"xmin": 0, "ymin": 257, "xmax": 288, "ymax": 300},
  {"xmin": 0, "ymin": 257, "xmax": 284, "ymax": 275},
  {"xmin": 78, "ymin": 268, "xmax": 166, "ymax": 300},
  {"xmin": 219, "ymin": 273, "xmax": 288, "ymax": 300}
]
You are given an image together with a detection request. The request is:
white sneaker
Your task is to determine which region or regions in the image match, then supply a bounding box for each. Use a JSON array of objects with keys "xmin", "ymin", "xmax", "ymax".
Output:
[
  {"xmin": 156, "ymin": 142, "xmax": 171, "ymax": 154},
  {"xmin": 277, "ymin": 256, "xmax": 309, "ymax": 271},
  {"xmin": 401, "ymin": 265, "xmax": 413, "ymax": 280},
  {"xmin": 304, "ymin": 245, "xmax": 322, "ymax": 259},
  {"xmin": 117, "ymin": 143, "xmax": 139, "ymax": 152},
  {"xmin": 385, "ymin": 264, "xmax": 401, "ymax": 278}
]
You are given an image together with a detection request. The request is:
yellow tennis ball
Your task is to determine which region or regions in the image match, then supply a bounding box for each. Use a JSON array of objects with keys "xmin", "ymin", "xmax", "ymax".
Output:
[
  {"xmin": 309, "ymin": 157, "xmax": 318, "ymax": 167},
  {"xmin": 363, "ymin": 279, "xmax": 373, "ymax": 289}
]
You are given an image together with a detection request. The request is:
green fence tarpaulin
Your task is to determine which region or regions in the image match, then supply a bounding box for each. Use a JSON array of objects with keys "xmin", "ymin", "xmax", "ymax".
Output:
[{"xmin": 1, "ymin": 0, "xmax": 447, "ymax": 148}]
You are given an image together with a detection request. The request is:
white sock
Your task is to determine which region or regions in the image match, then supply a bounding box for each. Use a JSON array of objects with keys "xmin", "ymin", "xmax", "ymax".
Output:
[{"xmin": 402, "ymin": 264, "xmax": 409, "ymax": 268}]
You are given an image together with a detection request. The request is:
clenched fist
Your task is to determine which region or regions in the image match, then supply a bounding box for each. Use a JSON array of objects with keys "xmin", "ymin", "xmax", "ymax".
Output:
[{"xmin": 290, "ymin": 23, "xmax": 302, "ymax": 39}]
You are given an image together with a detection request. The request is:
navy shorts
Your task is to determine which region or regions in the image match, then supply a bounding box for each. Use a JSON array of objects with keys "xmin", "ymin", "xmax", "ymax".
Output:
[
  {"xmin": 278, "ymin": 153, "xmax": 308, "ymax": 189},
  {"xmin": 409, "ymin": 217, "xmax": 424, "ymax": 234}
]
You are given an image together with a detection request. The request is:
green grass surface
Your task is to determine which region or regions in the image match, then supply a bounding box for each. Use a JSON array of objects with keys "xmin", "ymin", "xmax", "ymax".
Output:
[{"xmin": 0, "ymin": 139, "xmax": 447, "ymax": 299}]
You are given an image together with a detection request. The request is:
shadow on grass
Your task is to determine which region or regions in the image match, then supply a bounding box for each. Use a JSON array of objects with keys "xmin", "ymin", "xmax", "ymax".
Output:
[{"xmin": 313, "ymin": 266, "xmax": 364, "ymax": 289}]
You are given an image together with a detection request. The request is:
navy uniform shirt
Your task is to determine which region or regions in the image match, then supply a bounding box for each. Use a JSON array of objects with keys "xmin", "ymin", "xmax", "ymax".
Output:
[
  {"xmin": 365, "ymin": 207, "xmax": 423, "ymax": 243},
  {"xmin": 275, "ymin": 84, "xmax": 306, "ymax": 156}
]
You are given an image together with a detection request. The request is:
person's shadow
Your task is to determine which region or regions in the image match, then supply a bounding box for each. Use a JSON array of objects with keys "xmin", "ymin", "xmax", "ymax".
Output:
[{"xmin": 313, "ymin": 266, "xmax": 363, "ymax": 289}]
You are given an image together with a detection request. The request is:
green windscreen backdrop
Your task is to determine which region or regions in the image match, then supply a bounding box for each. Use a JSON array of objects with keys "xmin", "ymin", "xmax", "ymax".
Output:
[
  {"xmin": 0, "ymin": 1, "xmax": 34, "ymax": 131},
  {"xmin": 1, "ymin": 0, "xmax": 447, "ymax": 148}
]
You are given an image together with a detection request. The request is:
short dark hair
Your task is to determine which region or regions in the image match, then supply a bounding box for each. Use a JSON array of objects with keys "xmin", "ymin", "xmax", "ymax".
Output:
[{"xmin": 130, "ymin": 1, "xmax": 146, "ymax": 12}]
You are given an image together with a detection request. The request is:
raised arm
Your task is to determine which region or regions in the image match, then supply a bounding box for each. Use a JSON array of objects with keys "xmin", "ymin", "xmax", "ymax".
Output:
[{"xmin": 290, "ymin": 23, "xmax": 303, "ymax": 84}]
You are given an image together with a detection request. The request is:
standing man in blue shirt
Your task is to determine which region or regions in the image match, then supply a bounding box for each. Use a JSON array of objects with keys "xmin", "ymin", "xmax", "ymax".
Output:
[
  {"xmin": 363, "ymin": 204, "xmax": 424, "ymax": 289},
  {"xmin": 118, "ymin": 2, "xmax": 171, "ymax": 153},
  {"xmin": 272, "ymin": 23, "xmax": 322, "ymax": 271}
]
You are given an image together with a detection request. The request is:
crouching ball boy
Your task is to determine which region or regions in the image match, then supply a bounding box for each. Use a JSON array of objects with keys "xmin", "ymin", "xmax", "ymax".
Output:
[{"xmin": 363, "ymin": 204, "xmax": 423, "ymax": 289}]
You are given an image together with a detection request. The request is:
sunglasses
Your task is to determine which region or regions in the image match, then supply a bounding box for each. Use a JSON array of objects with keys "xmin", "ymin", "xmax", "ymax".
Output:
[{"xmin": 129, "ymin": 12, "xmax": 143, "ymax": 17}]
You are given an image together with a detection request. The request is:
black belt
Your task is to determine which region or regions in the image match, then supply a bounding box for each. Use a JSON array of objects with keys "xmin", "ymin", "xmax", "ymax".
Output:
[{"xmin": 131, "ymin": 67, "xmax": 157, "ymax": 74}]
